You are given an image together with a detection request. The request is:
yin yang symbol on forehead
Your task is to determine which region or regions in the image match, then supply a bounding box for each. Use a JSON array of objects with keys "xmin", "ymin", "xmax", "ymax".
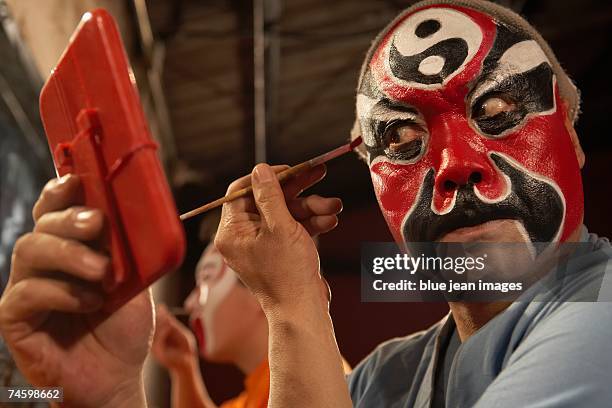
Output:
[{"xmin": 386, "ymin": 7, "xmax": 483, "ymax": 88}]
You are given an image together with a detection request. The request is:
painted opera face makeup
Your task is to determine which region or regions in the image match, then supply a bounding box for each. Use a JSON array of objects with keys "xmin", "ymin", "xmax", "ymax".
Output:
[
  {"xmin": 356, "ymin": 4, "xmax": 583, "ymax": 246},
  {"xmin": 185, "ymin": 243, "xmax": 237, "ymax": 357}
]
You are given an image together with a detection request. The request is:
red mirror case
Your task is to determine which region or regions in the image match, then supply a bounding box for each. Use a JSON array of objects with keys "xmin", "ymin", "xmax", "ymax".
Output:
[{"xmin": 39, "ymin": 9, "xmax": 185, "ymax": 310}]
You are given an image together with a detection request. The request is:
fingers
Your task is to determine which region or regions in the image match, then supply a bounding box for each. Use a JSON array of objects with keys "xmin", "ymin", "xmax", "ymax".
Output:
[
  {"xmin": 226, "ymin": 165, "xmax": 290, "ymax": 195},
  {"xmin": 287, "ymin": 195, "xmax": 342, "ymax": 236},
  {"xmin": 251, "ymin": 164, "xmax": 295, "ymax": 233},
  {"xmin": 282, "ymin": 164, "xmax": 327, "ymax": 199},
  {"xmin": 223, "ymin": 164, "xmax": 330, "ymax": 219},
  {"xmin": 152, "ymin": 304, "xmax": 195, "ymax": 358},
  {"xmin": 11, "ymin": 232, "xmax": 109, "ymax": 283},
  {"xmin": 223, "ymin": 165, "xmax": 290, "ymax": 217},
  {"xmin": 288, "ymin": 195, "xmax": 343, "ymax": 220},
  {"xmin": 34, "ymin": 207, "xmax": 104, "ymax": 242},
  {"xmin": 32, "ymin": 174, "xmax": 82, "ymax": 222},
  {"xmin": 155, "ymin": 304, "xmax": 179, "ymax": 329},
  {"xmin": 301, "ymin": 215, "xmax": 339, "ymax": 236},
  {"xmin": 152, "ymin": 305, "xmax": 173, "ymax": 345},
  {"xmin": 156, "ymin": 303, "xmax": 171, "ymax": 319},
  {"xmin": 0, "ymin": 277, "xmax": 103, "ymax": 325}
]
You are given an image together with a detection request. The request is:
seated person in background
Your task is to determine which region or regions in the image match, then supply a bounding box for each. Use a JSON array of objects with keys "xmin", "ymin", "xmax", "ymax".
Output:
[{"xmin": 152, "ymin": 239, "xmax": 270, "ymax": 408}]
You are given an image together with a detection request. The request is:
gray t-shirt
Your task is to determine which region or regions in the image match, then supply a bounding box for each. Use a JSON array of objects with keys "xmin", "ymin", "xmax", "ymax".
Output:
[{"xmin": 348, "ymin": 228, "xmax": 612, "ymax": 407}]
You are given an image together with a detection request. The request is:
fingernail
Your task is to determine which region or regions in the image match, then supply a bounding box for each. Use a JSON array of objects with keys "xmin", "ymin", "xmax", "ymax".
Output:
[
  {"xmin": 82, "ymin": 252, "xmax": 108, "ymax": 275},
  {"xmin": 254, "ymin": 164, "xmax": 273, "ymax": 182},
  {"xmin": 75, "ymin": 209, "xmax": 95, "ymax": 222},
  {"xmin": 57, "ymin": 174, "xmax": 71, "ymax": 184}
]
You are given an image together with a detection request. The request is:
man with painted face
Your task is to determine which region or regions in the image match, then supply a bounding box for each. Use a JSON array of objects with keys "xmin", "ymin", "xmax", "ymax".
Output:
[
  {"xmin": 213, "ymin": 0, "xmax": 612, "ymax": 407},
  {"xmin": 152, "ymin": 241, "xmax": 270, "ymax": 408},
  {"xmin": 1, "ymin": 0, "xmax": 611, "ymax": 407}
]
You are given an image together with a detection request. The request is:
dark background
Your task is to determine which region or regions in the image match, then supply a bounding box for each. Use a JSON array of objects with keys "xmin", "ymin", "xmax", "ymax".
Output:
[{"xmin": 0, "ymin": 0, "xmax": 610, "ymax": 405}]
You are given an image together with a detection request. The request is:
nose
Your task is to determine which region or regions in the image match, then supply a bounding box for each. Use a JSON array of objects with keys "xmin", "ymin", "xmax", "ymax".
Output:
[
  {"xmin": 426, "ymin": 113, "xmax": 509, "ymax": 213},
  {"xmin": 436, "ymin": 147, "xmax": 488, "ymax": 193}
]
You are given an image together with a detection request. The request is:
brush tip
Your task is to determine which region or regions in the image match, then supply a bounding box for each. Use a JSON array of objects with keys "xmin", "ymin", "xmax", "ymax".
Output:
[{"xmin": 350, "ymin": 136, "xmax": 363, "ymax": 149}]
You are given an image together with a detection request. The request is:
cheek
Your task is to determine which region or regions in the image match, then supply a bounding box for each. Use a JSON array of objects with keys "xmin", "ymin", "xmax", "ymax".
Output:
[
  {"xmin": 484, "ymin": 104, "xmax": 583, "ymax": 240},
  {"xmin": 208, "ymin": 291, "xmax": 255, "ymax": 349},
  {"xmin": 371, "ymin": 159, "xmax": 431, "ymax": 244},
  {"xmin": 202, "ymin": 282, "xmax": 235, "ymax": 349}
]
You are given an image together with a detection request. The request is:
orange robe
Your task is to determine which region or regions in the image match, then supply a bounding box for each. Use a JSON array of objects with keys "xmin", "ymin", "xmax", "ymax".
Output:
[{"xmin": 220, "ymin": 360, "xmax": 269, "ymax": 408}]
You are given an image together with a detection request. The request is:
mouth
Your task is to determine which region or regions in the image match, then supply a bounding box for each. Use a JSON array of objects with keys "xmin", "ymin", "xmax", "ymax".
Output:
[
  {"xmin": 429, "ymin": 209, "xmax": 519, "ymax": 242},
  {"xmin": 438, "ymin": 219, "xmax": 519, "ymax": 242},
  {"xmin": 190, "ymin": 317, "xmax": 206, "ymax": 351}
]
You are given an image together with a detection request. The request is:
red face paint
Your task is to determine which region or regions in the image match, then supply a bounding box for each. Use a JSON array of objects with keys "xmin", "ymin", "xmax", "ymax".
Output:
[
  {"xmin": 187, "ymin": 244, "xmax": 237, "ymax": 357},
  {"xmin": 357, "ymin": 4, "xmax": 583, "ymax": 245},
  {"xmin": 191, "ymin": 317, "xmax": 207, "ymax": 354}
]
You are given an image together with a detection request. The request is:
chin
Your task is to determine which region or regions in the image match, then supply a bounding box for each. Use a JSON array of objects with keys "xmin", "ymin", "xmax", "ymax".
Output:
[
  {"xmin": 202, "ymin": 345, "xmax": 233, "ymax": 364},
  {"xmin": 201, "ymin": 346, "xmax": 220, "ymax": 362},
  {"xmin": 437, "ymin": 219, "xmax": 531, "ymax": 243}
]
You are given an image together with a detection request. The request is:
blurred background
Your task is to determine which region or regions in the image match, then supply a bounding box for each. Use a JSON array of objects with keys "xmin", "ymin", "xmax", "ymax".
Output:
[{"xmin": 0, "ymin": 0, "xmax": 610, "ymax": 406}]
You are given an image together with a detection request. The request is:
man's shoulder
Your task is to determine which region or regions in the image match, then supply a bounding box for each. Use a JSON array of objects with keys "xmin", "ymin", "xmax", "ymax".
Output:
[
  {"xmin": 502, "ymin": 233, "xmax": 612, "ymax": 368},
  {"xmin": 529, "ymin": 231, "xmax": 612, "ymax": 305},
  {"xmin": 347, "ymin": 317, "xmax": 446, "ymax": 403}
]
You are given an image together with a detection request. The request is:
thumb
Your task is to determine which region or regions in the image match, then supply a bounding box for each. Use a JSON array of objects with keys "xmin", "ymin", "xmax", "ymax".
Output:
[{"xmin": 251, "ymin": 163, "xmax": 295, "ymax": 232}]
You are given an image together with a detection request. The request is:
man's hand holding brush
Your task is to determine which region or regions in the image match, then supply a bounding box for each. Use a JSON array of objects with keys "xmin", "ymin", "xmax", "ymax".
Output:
[{"xmin": 215, "ymin": 162, "xmax": 352, "ymax": 408}]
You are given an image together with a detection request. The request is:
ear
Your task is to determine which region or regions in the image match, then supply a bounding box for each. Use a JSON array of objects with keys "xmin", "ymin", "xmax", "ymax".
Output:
[{"xmin": 563, "ymin": 105, "xmax": 585, "ymax": 169}]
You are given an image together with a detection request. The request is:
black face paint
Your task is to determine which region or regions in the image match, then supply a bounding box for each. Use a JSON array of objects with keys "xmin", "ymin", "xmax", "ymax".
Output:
[
  {"xmin": 358, "ymin": 68, "xmax": 382, "ymax": 100},
  {"xmin": 403, "ymin": 153, "xmax": 564, "ymax": 243},
  {"xmin": 389, "ymin": 38, "xmax": 469, "ymax": 85},
  {"xmin": 469, "ymin": 24, "xmax": 555, "ymax": 136},
  {"xmin": 480, "ymin": 24, "xmax": 529, "ymax": 74},
  {"xmin": 415, "ymin": 19, "xmax": 441, "ymax": 38},
  {"xmin": 382, "ymin": 120, "xmax": 424, "ymax": 161},
  {"xmin": 363, "ymin": 98, "xmax": 423, "ymax": 162},
  {"xmin": 471, "ymin": 63, "xmax": 555, "ymax": 136}
]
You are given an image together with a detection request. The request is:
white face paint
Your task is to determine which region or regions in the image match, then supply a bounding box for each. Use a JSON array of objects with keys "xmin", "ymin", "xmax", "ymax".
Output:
[
  {"xmin": 471, "ymin": 40, "xmax": 553, "ymax": 102},
  {"xmin": 188, "ymin": 243, "xmax": 237, "ymax": 356},
  {"xmin": 356, "ymin": 93, "xmax": 427, "ymax": 163},
  {"xmin": 419, "ymin": 55, "xmax": 446, "ymax": 75},
  {"xmin": 383, "ymin": 7, "xmax": 483, "ymax": 89}
]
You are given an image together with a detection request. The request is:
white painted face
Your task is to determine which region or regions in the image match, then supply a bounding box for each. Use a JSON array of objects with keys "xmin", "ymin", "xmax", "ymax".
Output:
[{"xmin": 184, "ymin": 243, "xmax": 237, "ymax": 356}]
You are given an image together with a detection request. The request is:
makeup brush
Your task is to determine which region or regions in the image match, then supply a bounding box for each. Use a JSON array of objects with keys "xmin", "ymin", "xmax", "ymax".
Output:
[{"xmin": 179, "ymin": 136, "xmax": 363, "ymax": 221}]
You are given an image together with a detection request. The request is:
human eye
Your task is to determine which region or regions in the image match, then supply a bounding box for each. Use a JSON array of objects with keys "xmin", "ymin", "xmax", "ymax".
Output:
[
  {"xmin": 471, "ymin": 92, "xmax": 523, "ymax": 137},
  {"xmin": 473, "ymin": 93, "xmax": 517, "ymax": 119},
  {"xmin": 382, "ymin": 120, "xmax": 428, "ymax": 161}
]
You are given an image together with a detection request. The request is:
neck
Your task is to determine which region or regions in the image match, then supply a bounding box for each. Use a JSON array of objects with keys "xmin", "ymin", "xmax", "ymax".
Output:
[
  {"xmin": 448, "ymin": 301, "xmax": 510, "ymax": 341},
  {"xmin": 234, "ymin": 316, "xmax": 269, "ymax": 375},
  {"xmin": 449, "ymin": 223, "xmax": 584, "ymax": 342}
]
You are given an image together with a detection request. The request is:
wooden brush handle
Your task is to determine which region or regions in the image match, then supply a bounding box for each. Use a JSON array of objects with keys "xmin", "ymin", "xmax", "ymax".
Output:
[{"xmin": 179, "ymin": 161, "xmax": 312, "ymax": 220}]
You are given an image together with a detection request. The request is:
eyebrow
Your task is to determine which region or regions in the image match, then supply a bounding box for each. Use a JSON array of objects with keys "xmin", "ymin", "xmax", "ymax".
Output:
[
  {"xmin": 376, "ymin": 98, "xmax": 418, "ymax": 115},
  {"xmin": 366, "ymin": 97, "xmax": 420, "ymax": 127}
]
